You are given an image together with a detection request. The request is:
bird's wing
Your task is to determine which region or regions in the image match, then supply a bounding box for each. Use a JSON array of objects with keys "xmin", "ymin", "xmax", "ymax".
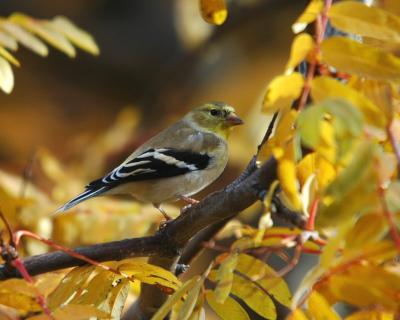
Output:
[{"xmin": 87, "ymin": 148, "xmax": 211, "ymax": 189}]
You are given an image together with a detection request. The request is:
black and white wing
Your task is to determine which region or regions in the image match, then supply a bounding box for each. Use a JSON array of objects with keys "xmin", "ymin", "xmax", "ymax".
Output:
[{"xmin": 57, "ymin": 148, "xmax": 211, "ymax": 212}]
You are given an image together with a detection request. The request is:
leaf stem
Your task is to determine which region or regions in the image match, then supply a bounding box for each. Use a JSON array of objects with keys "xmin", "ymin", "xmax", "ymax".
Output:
[
  {"xmin": 298, "ymin": 0, "xmax": 333, "ymax": 111},
  {"xmin": 378, "ymin": 186, "xmax": 400, "ymax": 252},
  {"xmin": 306, "ymin": 197, "xmax": 320, "ymax": 231},
  {"xmin": 387, "ymin": 123, "xmax": 400, "ymax": 174}
]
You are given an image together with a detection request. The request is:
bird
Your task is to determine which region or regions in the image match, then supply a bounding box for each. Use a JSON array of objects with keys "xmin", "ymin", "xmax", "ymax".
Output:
[{"xmin": 57, "ymin": 102, "xmax": 243, "ymax": 220}]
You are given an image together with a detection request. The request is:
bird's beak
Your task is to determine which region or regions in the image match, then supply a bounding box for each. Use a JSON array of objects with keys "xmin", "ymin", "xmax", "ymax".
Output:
[{"xmin": 226, "ymin": 113, "xmax": 244, "ymax": 126}]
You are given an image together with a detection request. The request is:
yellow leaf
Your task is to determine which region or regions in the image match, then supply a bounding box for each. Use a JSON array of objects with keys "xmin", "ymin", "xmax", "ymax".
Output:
[
  {"xmin": 118, "ymin": 261, "xmax": 181, "ymax": 291},
  {"xmin": 52, "ymin": 304, "xmax": 109, "ymax": 320},
  {"xmin": 235, "ymin": 254, "xmax": 292, "ymax": 307},
  {"xmin": 342, "ymin": 240, "xmax": 398, "ymax": 266},
  {"xmin": 34, "ymin": 273, "xmax": 65, "ymax": 297},
  {"xmin": 0, "ymin": 31, "xmax": 18, "ymax": 50},
  {"xmin": 0, "ymin": 46, "xmax": 19, "ymax": 67},
  {"xmin": 37, "ymin": 149, "xmax": 68, "ymax": 182},
  {"xmin": 297, "ymin": 153, "xmax": 336, "ymax": 191},
  {"xmin": 292, "ymin": 0, "xmax": 324, "ymax": 34},
  {"xmin": 376, "ymin": 0, "xmax": 400, "ymax": 16},
  {"xmin": 321, "ymin": 36, "xmax": 400, "ymax": 83},
  {"xmin": 230, "ymin": 274, "xmax": 276, "ymax": 320},
  {"xmin": 0, "ymin": 279, "xmax": 41, "ymax": 312},
  {"xmin": 0, "ymin": 56, "xmax": 14, "ymax": 94},
  {"xmin": 206, "ymin": 290, "xmax": 250, "ymax": 320},
  {"xmin": 311, "ymin": 76, "xmax": 386, "ymax": 127},
  {"xmin": 329, "ymin": 1, "xmax": 400, "ymax": 43},
  {"xmin": 10, "ymin": 13, "xmax": 76, "ymax": 58},
  {"xmin": 47, "ymin": 16, "xmax": 99, "ymax": 56},
  {"xmin": 278, "ymin": 153, "xmax": 302, "ymax": 210},
  {"xmin": 47, "ymin": 265, "xmax": 96, "ymax": 310},
  {"xmin": 177, "ymin": 277, "xmax": 203, "ymax": 320},
  {"xmin": 1, "ymin": 21, "xmax": 48, "ymax": 56},
  {"xmin": 328, "ymin": 272, "xmax": 398, "ymax": 310},
  {"xmin": 286, "ymin": 33, "xmax": 315, "ymax": 73},
  {"xmin": 0, "ymin": 292, "xmax": 41, "ymax": 313},
  {"xmin": 199, "ymin": 0, "xmax": 228, "ymax": 25},
  {"xmin": 107, "ymin": 278, "xmax": 130, "ymax": 319},
  {"xmin": 292, "ymin": 265, "xmax": 325, "ymax": 308},
  {"xmin": 288, "ymin": 309, "xmax": 309, "ymax": 320},
  {"xmin": 345, "ymin": 310, "xmax": 395, "ymax": 320},
  {"xmin": 317, "ymin": 119, "xmax": 336, "ymax": 163},
  {"xmin": 349, "ymin": 77, "xmax": 396, "ymax": 121},
  {"xmin": 346, "ymin": 213, "xmax": 388, "ymax": 249},
  {"xmin": 69, "ymin": 269, "xmax": 124, "ymax": 312},
  {"xmin": 152, "ymin": 277, "xmax": 200, "ymax": 320},
  {"xmin": 214, "ymin": 252, "xmax": 238, "ymax": 303},
  {"xmin": 262, "ymin": 73, "xmax": 304, "ymax": 114},
  {"xmin": 320, "ymin": 219, "xmax": 354, "ymax": 268},
  {"xmin": 263, "ymin": 109, "xmax": 297, "ymax": 159},
  {"xmin": 307, "ymin": 291, "xmax": 340, "ymax": 320}
]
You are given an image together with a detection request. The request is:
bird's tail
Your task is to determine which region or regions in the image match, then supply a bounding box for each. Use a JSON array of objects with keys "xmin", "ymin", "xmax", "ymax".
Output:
[{"xmin": 56, "ymin": 186, "xmax": 108, "ymax": 213}]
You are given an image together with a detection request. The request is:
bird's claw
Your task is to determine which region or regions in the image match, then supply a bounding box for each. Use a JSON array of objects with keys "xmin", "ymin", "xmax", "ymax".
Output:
[
  {"xmin": 159, "ymin": 218, "xmax": 173, "ymax": 230},
  {"xmin": 181, "ymin": 204, "xmax": 193, "ymax": 215}
]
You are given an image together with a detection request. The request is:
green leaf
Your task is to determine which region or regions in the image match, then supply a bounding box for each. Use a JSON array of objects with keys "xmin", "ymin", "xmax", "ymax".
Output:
[
  {"xmin": 317, "ymin": 142, "xmax": 378, "ymax": 227},
  {"xmin": 297, "ymin": 98, "xmax": 363, "ymax": 161}
]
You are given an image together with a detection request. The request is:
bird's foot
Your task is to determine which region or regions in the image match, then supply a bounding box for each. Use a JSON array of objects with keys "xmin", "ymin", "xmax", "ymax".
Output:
[
  {"xmin": 179, "ymin": 196, "xmax": 199, "ymax": 205},
  {"xmin": 180, "ymin": 204, "xmax": 192, "ymax": 215},
  {"xmin": 159, "ymin": 218, "xmax": 174, "ymax": 230},
  {"xmin": 153, "ymin": 204, "xmax": 173, "ymax": 221}
]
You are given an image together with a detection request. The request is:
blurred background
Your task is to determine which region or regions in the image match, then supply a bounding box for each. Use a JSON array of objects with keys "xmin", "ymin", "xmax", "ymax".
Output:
[
  {"xmin": 0, "ymin": 0, "xmax": 306, "ymax": 167},
  {"xmin": 0, "ymin": 1, "xmax": 313, "ymax": 318}
]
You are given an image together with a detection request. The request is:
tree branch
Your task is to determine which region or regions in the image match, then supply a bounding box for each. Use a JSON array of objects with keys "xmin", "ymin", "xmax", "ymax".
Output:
[{"xmin": 0, "ymin": 157, "xmax": 277, "ymax": 281}]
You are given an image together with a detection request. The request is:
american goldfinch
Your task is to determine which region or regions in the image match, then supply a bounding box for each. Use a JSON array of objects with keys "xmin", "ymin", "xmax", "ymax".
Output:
[{"xmin": 58, "ymin": 102, "xmax": 243, "ymax": 219}]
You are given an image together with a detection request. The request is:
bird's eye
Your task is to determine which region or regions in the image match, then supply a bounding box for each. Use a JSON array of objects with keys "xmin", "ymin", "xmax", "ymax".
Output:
[{"xmin": 210, "ymin": 109, "xmax": 221, "ymax": 117}]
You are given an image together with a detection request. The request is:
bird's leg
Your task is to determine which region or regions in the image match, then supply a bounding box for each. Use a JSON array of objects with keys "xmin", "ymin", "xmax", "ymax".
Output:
[
  {"xmin": 179, "ymin": 196, "xmax": 199, "ymax": 215},
  {"xmin": 179, "ymin": 195, "xmax": 199, "ymax": 205},
  {"xmin": 153, "ymin": 203, "xmax": 172, "ymax": 221}
]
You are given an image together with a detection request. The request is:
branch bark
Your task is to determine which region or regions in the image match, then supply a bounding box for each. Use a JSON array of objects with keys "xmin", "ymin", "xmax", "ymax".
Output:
[{"xmin": 0, "ymin": 157, "xmax": 277, "ymax": 281}]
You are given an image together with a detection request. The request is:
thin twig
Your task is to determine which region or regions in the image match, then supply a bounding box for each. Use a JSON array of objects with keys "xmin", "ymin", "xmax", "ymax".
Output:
[
  {"xmin": 297, "ymin": 0, "xmax": 333, "ymax": 111},
  {"xmin": 387, "ymin": 123, "xmax": 400, "ymax": 175},
  {"xmin": 257, "ymin": 112, "xmax": 279, "ymax": 155},
  {"xmin": 378, "ymin": 186, "xmax": 400, "ymax": 252}
]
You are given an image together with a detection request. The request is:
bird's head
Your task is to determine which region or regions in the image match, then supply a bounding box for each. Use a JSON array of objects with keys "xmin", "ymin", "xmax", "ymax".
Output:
[{"xmin": 186, "ymin": 102, "xmax": 244, "ymax": 139}]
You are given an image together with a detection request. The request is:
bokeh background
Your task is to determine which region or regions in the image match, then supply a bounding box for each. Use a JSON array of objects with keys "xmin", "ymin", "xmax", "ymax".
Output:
[
  {"xmin": 0, "ymin": 0, "xmax": 306, "ymax": 167},
  {"xmin": 0, "ymin": 1, "xmax": 313, "ymax": 318}
]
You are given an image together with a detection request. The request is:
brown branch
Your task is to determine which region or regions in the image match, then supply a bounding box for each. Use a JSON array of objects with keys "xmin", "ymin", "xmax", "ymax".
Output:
[{"xmin": 0, "ymin": 157, "xmax": 277, "ymax": 281}]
